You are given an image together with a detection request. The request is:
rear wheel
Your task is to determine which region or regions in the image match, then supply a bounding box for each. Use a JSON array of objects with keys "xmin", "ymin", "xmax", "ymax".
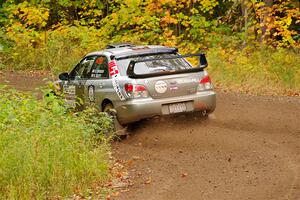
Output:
[
  {"xmin": 191, "ymin": 110, "xmax": 209, "ymax": 121},
  {"xmin": 103, "ymin": 103, "xmax": 128, "ymax": 136}
]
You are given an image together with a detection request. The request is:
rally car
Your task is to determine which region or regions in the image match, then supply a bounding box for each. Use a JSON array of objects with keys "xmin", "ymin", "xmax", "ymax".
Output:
[{"xmin": 58, "ymin": 43, "xmax": 216, "ymax": 134}]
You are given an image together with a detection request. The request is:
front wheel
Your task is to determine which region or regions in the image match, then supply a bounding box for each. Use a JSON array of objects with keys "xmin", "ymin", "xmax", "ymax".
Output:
[{"xmin": 103, "ymin": 103, "xmax": 128, "ymax": 136}]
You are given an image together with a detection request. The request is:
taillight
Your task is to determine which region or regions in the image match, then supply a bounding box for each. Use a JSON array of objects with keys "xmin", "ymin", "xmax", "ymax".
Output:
[
  {"xmin": 124, "ymin": 83, "xmax": 133, "ymax": 92},
  {"xmin": 200, "ymin": 76, "xmax": 211, "ymax": 84},
  {"xmin": 124, "ymin": 83, "xmax": 149, "ymax": 98},
  {"xmin": 198, "ymin": 75, "xmax": 213, "ymax": 91}
]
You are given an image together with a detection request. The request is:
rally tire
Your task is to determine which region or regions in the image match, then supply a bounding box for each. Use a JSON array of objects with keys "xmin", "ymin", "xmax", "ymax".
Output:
[{"xmin": 103, "ymin": 103, "xmax": 128, "ymax": 136}]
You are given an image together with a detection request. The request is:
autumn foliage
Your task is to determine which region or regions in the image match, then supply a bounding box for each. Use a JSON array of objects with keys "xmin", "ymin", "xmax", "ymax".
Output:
[{"xmin": 0, "ymin": 0, "xmax": 299, "ymax": 95}]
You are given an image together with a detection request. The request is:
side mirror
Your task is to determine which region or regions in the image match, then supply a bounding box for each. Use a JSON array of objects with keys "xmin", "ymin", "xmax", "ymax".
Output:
[
  {"xmin": 59, "ymin": 72, "xmax": 69, "ymax": 80},
  {"xmin": 199, "ymin": 54, "xmax": 208, "ymax": 68}
]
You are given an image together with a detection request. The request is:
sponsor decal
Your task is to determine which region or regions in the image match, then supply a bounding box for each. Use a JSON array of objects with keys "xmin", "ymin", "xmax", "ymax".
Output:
[
  {"xmin": 63, "ymin": 84, "xmax": 76, "ymax": 96},
  {"xmin": 92, "ymin": 69, "xmax": 104, "ymax": 74},
  {"xmin": 155, "ymin": 80, "xmax": 168, "ymax": 94},
  {"xmin": 88, "ymin": 85, "xmax": 95, "ymax": 102},
  {"xmin": 95, "ymin": 57, "xmax": 104, "ymax": 64},
  {"xmin": 62, "ymin": 84, "xmax": 76, "ymax": 107},
  {"xmin": 170, "ymin": 85, "xmax": 178, "ymax": 91},
  {"xmin": 169, "ymin": 80, "xmax": 178, "ymax": 91},
  {"xmin": 91, "ymin": 69, "xmax": 105, "ymax": 78},
  {"xmin": 108, "ymin": 60, "xmax": 126, "ymax": 101}
]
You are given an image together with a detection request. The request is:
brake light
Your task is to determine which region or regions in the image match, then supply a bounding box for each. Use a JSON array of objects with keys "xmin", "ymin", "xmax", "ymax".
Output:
[
  {"xmin": 124, "ymin": 83, "xmax": 133, "ymax": 92},
  {"xmin": 198, "ymin": 75, "xmax": 213, "ymax": 91},
  {"xmin": 124, "ymin": 83, "xmax": 149, "ymax": 98},
  {"xmin": 200, "ymin": 76, "xmax": 211, "ymax": 84}
]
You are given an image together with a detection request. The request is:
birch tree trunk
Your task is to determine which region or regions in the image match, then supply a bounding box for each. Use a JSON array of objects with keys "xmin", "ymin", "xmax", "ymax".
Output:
[
  {"xmin": 241, "ymin": 0, "xmax": 249, "ymax": 45},
  {"xmin": 260, "ymin": 0, "xmax": 273, "ymax": 43}
]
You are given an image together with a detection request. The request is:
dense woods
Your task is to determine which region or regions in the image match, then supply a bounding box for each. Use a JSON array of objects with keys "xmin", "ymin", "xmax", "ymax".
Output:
[
  {"xmin": 0, "ymin": 0, "xmax": 299, "ymax": 47},
  {"xmin": 0, "ymin": 0, "xmax": 299, "ymax": 94}
]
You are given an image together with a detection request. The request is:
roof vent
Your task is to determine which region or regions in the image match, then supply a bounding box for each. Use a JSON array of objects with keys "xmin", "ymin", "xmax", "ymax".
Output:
[{"xmin": 106, "ymin": 43, "xmax": 134, "ymax": 49}]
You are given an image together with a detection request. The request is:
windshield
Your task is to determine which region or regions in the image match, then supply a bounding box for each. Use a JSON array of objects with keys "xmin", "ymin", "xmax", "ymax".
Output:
[{"xmin": 116, "ymin": 53, "xmax": 193, "ymax": 76}]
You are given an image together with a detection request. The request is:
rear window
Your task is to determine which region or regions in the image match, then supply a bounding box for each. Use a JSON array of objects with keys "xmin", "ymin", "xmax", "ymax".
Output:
[{"xmin": 116, "ymin": 54, "xmax": 192, "ymax": 76}]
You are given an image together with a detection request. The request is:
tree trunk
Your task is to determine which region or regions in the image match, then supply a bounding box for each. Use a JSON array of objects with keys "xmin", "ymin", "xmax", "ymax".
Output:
[
  {"xmin": 260, "ymin": 0, "xmax": 273, "ymax": 43},
  {"xmin": 241, "ymin": 0, "xmax": 249, "ymax": 45}
]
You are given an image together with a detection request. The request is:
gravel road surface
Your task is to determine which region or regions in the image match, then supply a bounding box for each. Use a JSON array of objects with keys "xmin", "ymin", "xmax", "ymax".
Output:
[{"xmin": 114, "ymin": 93, "xmax": 300, "ymax": 200}]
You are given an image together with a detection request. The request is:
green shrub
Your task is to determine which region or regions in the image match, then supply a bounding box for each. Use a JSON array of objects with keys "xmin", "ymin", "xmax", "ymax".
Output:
[{"xmin": 0, "ymin": 86, "xmax": 111, "ymax": 199}]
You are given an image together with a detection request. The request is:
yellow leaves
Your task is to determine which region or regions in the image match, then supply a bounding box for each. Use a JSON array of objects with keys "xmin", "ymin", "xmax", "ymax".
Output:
[
  {"xmin": 111, "ymin": 13, "xmax": 118, "ymax": 20},
  {"xmin": 161, "ymin": 28, "xmax": 178, "ymax": 47},
  {"xmin": 6, "ymin": 2, "xmax": 49, "ymax": 29},
  {"xmin": 124, "ymin": 0, "xmax": 143, "ymax": 6},
  {"xmin": 160, "ymin": 0, "xmax": 176, "ymax": 6},
  {"xmin": 146, "ymin": 2, "xmax": 163, "ymax": 13},
  {"xmin": 41, "ymin": 22, "xmax": 47, "ymax": 28},
  {"xmin": 1, "ymin": 0, "xmax": 299, "ymax": 50},
  {"xmin": 12, "ymin": 10, "xmax": 19, "ymax": 15},
  {"xmin": 161, "ymin": 11, "xmax": 178, "ymax": 27},
  {"xmin": 164, "ymin": 29, "xmax": 173, "ymax": 37},
  {"xmin": 198, "ymin": 0, "xmax": 219, "ymax": 13},
  {"xmin": 191, "ymin": 8, "xmax": 199, "ymax": 14},
  {"xmin": 6, "ymin": 27, "xmax": 13, "ymax": 33},
  {"xmin": 254, "ymin": 0, "xmax": 299, "ymax": 47},
  {"xmin": 254, "ymin": 1, "xmax": 265, "ymax": 9}
]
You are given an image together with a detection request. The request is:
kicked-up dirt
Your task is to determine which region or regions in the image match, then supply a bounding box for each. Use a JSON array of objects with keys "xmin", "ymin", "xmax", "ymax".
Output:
[{"xmin": 113, "ymin": 93, "xmax": 300, "ymax": 200}]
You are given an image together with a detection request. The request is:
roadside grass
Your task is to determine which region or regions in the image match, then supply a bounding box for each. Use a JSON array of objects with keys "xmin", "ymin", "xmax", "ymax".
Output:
[
  {"xmin": 207, "ymin": 47, "xmax": 300, "ymax": 96},
  {"xmin": 0, "ymin": 85, "xmax": 113, "ymax": 199}
]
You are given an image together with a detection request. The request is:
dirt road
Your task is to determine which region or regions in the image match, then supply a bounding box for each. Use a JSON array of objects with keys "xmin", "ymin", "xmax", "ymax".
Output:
[
  {"xmin": 0, "ymin": 71, "xmax": 50, "ymax": 91},
  {"xmin": 1, "ymin": 72, "xmax": 300, "ymax": 200},
  {"xmin": 114, "ymin": 93, "xmax": 300, "ymax": 200}
]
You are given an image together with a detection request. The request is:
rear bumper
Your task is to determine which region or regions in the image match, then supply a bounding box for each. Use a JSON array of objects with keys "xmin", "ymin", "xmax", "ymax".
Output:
[{"xmin": 116, "ymin": 90, "xmax": 216, "ymax": 124}]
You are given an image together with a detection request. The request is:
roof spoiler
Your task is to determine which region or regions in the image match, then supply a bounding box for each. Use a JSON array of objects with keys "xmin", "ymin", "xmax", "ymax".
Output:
[
  {"xmin": 113, "ymin": 47, "xmax": 178, "ymax": 60},
  {"xmin": 106, "ymin": 43, "xmax": 134, "ymax": 49},
  {"xmin": 127, "ymin": 53, "xmax": 208, "ymax": 79}
]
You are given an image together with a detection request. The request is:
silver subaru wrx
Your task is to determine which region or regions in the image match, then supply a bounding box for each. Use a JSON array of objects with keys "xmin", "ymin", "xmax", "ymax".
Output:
[{"xmin": 58, "ymin": 44, "xmax": 216, "ymax": 134}]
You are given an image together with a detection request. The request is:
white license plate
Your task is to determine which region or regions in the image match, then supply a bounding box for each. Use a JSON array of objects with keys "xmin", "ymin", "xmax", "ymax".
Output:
[{"xmin": 169, "ymin": 103, "xmax": 187, "ymax": 114}]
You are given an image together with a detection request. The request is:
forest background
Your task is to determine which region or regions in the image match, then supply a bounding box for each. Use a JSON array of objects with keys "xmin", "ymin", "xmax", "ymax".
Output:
[{"xmin": 0, "ymin": 0, "xmax": 299, "ymax": 94}]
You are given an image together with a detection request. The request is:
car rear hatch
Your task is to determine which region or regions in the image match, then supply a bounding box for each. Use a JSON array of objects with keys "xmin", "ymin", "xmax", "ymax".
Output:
[
  {"xmin": 123, "ymin": 53, "xmax": 208, "ymax": 99},
  {"xmin": 142, "ymin": 73, "xmax": 202, "ymax": 99}
]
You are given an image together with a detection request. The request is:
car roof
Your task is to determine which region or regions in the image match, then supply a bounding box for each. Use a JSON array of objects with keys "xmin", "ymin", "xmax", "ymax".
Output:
[{"xmin": 86, "ymin": 45, "xmax": 178, "ymax": 60}]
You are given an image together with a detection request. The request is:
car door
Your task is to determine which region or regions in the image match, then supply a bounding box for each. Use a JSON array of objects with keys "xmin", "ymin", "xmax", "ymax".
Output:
[
  {"xmin": 84, "ymin": 55, "xmax": 110, "ymax": 109},
  {"xmin": 65, "ymin": 56, "xmax": 97, "ymax": 108}
]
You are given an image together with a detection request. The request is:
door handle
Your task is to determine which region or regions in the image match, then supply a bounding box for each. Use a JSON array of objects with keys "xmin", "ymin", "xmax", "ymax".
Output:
[{"xmin": 99, "ymin": 83, "xmax": 104, "ymax": 88}]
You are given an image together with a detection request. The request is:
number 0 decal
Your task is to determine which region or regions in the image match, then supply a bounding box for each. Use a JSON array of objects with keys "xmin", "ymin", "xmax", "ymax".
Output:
[
  {"xmin": 88, "ymin": 85, "xmax": 95, "ymax": 102},
  {"xmin": 108, "ymin": 60, "xmax": 125, "ymax": 101}
]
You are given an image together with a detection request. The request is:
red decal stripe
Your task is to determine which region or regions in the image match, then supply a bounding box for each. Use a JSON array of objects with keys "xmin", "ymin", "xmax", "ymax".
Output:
[
  {"xmin": 108, "ymin": 60, "xmax": 119, "ymax": 76},
  {"xmin": 108, "ymin": 60, "xmax": 117, "ymax": 67}
]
